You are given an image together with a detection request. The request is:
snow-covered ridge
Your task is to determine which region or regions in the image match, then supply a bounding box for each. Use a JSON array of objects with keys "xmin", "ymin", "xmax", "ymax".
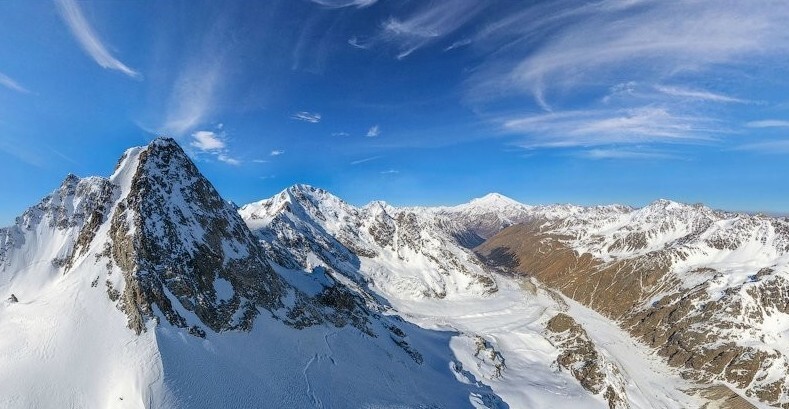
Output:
[
  {"xmin": 243, "ymin": 186, "xmax": 789, "ymax": 407},
  {"xmin": 240, "ymin": 184, "xmax": 499, "ymax": 303},
  {"xmin": 466, "ymin": 196, "xmax": 789, "ymax": 406},
  {"xmin": 0, "ymin": 138, "xmax": 515, "ymax": 408},
  {"xmin": 2, "ymin": 135, "xmax": 786, "ymax": 408}
]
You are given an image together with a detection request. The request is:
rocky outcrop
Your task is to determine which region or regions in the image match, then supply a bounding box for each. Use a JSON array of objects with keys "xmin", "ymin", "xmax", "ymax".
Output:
[
  {"xmin": 546, "ymin": 313, "xmax": 629, "ymax": 409},
  {"xmin": 108, "ymin": 139, "xmax": 293, "ymax": 334},
  {"xmin": 477, "ymin": 207, "xmax": 789, "ymax": 407}
]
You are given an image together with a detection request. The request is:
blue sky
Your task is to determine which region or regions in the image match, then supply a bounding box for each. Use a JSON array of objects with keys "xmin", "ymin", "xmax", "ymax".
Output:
[{"xmin": 1, "ymin": 0, "xmax": 789, "ymax": 224}]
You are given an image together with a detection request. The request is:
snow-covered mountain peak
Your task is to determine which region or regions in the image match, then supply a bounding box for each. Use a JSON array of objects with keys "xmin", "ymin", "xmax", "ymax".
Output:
[
  {"xmin": 284, "ymin": 183, "xmax": 351, "ymax": 210},
  {"xmin": 466, "ymin": 192, "xmax": 526, "ymax": 209},
  {"xmin": 639, "ymin": 198, "xmax": 710, "ymax": 214},
  {"xmin": 362, "ymin": 200, "xmax": 396, "ymax": 215},
  {"xmin": 3, "ymin": 138, "xmax": 306, "ymax": 337},
  {"xmin": 148, "ymin": 135, "xmax": 179, "ymax": 148},
  {"xmin": 424, "ymin": 193, "xmax": 534, "ymax": 244},
  {"xmin": 59, "ymin": 172, "xmax": 80, "ymax": 188}
]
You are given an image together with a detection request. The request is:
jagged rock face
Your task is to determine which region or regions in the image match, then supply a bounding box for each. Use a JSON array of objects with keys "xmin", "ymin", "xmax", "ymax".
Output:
[
  {"xmin": 477, "ymin": 202, "xmax": 789, "ymax": 407},
  {"xmin": 0, "ymin": 143, "xmax": 513, "ymax": 408},
  {"xmin": 107, "ymin": 139, "xmax": 290, "ymax": 335},
  {"xmin": 0, "ymin": 173, "xmax": 116, "ymax": 278},
  {"xmin": 240, "ymin": 185, "xmax": 498, "ymax": 303},
  {"xmin": 546, "ymin": 313, "xmax": 629, "ymax": 409},
  {"xmin": 1, "ymin": 139, "xmax": 392, "ymax": 341}
]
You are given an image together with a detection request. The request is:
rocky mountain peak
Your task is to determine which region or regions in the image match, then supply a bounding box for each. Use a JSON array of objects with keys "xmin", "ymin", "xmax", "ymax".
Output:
[
  {"xmin": 102, "ymin": 137, "xmax": 293, "ymax": 335},
  {"xmin": 59, "ymin": 172, "xmax": 81, "ymax": 189}
]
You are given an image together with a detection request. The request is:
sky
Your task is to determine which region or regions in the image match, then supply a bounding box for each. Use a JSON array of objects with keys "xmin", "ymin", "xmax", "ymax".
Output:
[{"xmin": 1, "ymin": 0, "xmax": 789, "ymax": 224}]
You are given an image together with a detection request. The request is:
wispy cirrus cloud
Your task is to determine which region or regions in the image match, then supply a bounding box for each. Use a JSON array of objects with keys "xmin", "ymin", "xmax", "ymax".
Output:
[
  {"xmin": 654, "ymin": 85, "xmax": 751, "ymax": 104},
  {"xmin": 734, "ymin": 140, "xmax": 789, "ymax": 154},
  {"xmin": 160, "ymin": 60, "xmax": 222, "ymax": 136},
  {"xmin": 309, "ymin": 0, "xmax": 377, "ymax": 9},
  {"xmin": 579, "ymin": 148, "xmax": 679, "ymax": 160},
  {"xmin": 366, "ymin": 125, "xmax": 380, "ymax": 137},
  {"xmin": 503, "ymin": 107, "xmax": 714, "ymax": 148},
  {"xmin": 54, "ymin": 0, "xmax": 140, "ymax": 78},
  {"xmin": 746, "ymin": 120, "xmax": 789, "ymax": 128},
  {"xmin": 461, "ymin": 0, "xmax": 789, "ymax": 152},
  {"xmin": 189, "ymin": 130, "xmax": 240, "ymax": 165},
  {"xmin": 350, "ymin": 156, "xmax": 380, "ymax": 165},
  {"xmin": 291, "ymin": 111, "xmax": 322, "ymax": 123},
  {"xmin": 355, "ymin": 0, "xmax": 487, "ymax": 59},
  {"xmin": 0, "ymin": 72, "xmax": 29, "ymax": 94},
  {"xmin": 270, "ymin": 149, "xmax": 285, "ymax": 156},
  {"xmin": 470, "ymin": 1, "xmax": 789, "ymax": 108},
  {"xmin": 151, "ymin": 7, "xmax": 245, "ymax": 137}
]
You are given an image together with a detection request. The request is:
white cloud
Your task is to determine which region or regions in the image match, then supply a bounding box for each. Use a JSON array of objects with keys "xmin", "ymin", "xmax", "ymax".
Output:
[
  {"xmin": 348, "ymin": 37, "xmax": 368, "ymax": 49},
  {"xmin": 54, "ymin": 0, "xmax": 140, "ymax": 78},
  {"xmin": 252, "ymin": 159, "xmax": 269, "ymax": 163},
  {"xmin": 503, "ymin": 107, "xmax": 714, "ymax": 148},
  {"xmin": 580, "ymin": 148, "xmax": 678, "ymax": 160},
  {"xmin": 350, "ymin": 156, "xmax": 380, "ymax": 165},
  {"xmin": 734, "ymin": 140, "xmax": 789, "ymax": 154},
  {"xmin": 309, "ymin": 0, "xmax": 377, "ymax": 8},
  {"xmin": 270, "ymin": 149, "xmax": 285, "ymax": 156},
  {"xmin": 471, "ymin": 1, "xmax": 789, "ymax": 107},
  {"xmin": 358, "ymin": 0, "xmax": 487, "ymax": 59},
  {"xmin": 217, "ymin": 154, "xmax": 241, "ymax": 166},
  {"xmin": 444, "ymin": 38, "xmax": 472, "ymax": 52},
  {"xmin": 332, "ymin": 132, "xmax": 350, "ymax": 137},
  {"xmin": 189, "ymin": 130, "xmax": 240, "ymax": 165},
  {"xmin": 462, "ymin": 0, "xmax": 789, "ymax": 154},
  {"xmin": 0, "ymin": 72, "xmax": 29, "ymax": 94},
  {"xmin": 746, "ymin": 120, "xmax": 789, "ymax": 128},
  {"xmin": 291, "ymin": 111, "xmax": 322, "ymax": 123},
  {"xmin": 654, "ymin": 85, "xmax": 750, "ymax": 104},
  {"xmin": 153, "ymin": 12, "xmax": 240, "ymax": 137},
  {"xmin": 161, "ymin": 60, "xmax": 222, "ymax": 136},
  {"xmin": 190, "ymin": 130, "xmax": 225, "ymax": 151},
  {"xmin": 366, "ymin": 125, "xmax": 380, "ymax": 137},
  {"xmin": 380, "ymin": 169, "xmax": 399, "ymax": 174}
]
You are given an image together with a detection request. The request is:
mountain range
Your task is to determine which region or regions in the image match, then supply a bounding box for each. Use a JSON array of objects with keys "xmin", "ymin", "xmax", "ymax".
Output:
[{"xmin": 1, "ymin": 138, "xmax": 787, "ymax": 408}]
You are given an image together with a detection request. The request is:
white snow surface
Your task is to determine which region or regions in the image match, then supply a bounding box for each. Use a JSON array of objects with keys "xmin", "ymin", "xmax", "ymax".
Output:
[
  {"xmin": 239, "ymin": 185, "xmax": 721, "ymax": 408},
  {"xmin": 0, "ymin": 147, "xmax": 506, "ymax": 409},
  {"xmin": 2, "ymin": 142, "xmax": 786, "ymax": 409}
]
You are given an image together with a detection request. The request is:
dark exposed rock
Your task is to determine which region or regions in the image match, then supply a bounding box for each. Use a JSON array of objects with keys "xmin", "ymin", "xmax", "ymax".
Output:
[
  {"xmin": 473, "ymin": 335, "xmax": 506, "ymax": 379},
  {"xmin": 108, "ymin": 138, "xmax": 289, "ymax": 334},
  {"xmin": 8, "ymin": 294, "xmax": 18, "ymax": 303},
  {"xmin": 546, "ymin": 313, "xmax": 628, "ymax": 408}
]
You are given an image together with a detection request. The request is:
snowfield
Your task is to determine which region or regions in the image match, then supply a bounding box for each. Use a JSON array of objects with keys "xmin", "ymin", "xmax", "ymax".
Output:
[{"xmin": 1, "ymin": 138, "xmax": 784, "ymax": 408}]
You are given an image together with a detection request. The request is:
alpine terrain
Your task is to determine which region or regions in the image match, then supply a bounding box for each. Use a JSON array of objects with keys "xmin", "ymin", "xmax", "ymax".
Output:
[{"xmin": 1, "ymin": 138, "xmax": 787, "ymax": 408}]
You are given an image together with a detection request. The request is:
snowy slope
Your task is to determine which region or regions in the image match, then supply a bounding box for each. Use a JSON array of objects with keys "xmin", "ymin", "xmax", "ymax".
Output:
[
  {"xmin": 1, "ymin": 135, "xmax": 782, "ymax": 408},
  {"xmin": 240, "ymin": 186, "xmax": 719, "ymax": 408},
  {"xmin": 477, "ymin": 198, "xmax": 789, "ymax": 407},
  {"xmin": 0, "ymin": 139, "xmax": 506, "ymax": 409},
  {"xmin": 240, "ymin": 184, "xmax": 498, "ymax": 303}
]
